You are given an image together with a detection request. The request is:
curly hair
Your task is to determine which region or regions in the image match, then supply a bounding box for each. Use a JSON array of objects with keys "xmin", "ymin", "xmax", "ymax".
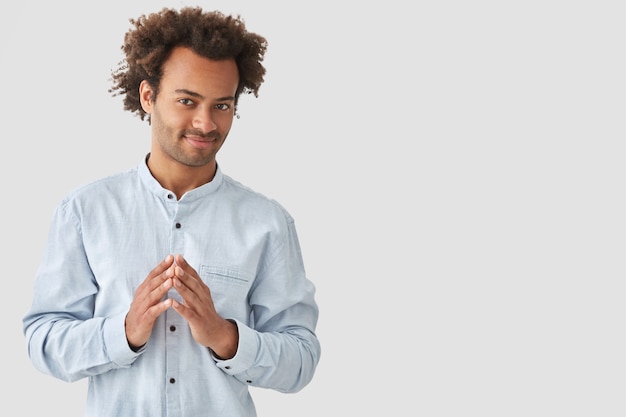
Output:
[{"xmin": 109, "ymin": 7, "xmax": 267, "ymax": 121}]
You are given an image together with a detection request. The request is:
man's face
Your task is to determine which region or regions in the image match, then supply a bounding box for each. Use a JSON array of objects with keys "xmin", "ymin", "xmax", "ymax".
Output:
[{"xmin": 141, "ymin": 47, "xmax": 239, "ymax": 168}]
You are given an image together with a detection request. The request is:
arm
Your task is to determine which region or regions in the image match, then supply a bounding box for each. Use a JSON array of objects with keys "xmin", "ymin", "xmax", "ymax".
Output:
[
  {"xmin": 22, "ymin": 202, "xmax": 138, "ymax": 382},
  {"xmin": 213, "ymin": 218, "xmax": 322, "ymax": 393}
]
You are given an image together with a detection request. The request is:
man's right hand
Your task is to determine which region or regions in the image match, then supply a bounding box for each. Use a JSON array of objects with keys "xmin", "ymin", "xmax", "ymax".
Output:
[{"xmin": 124, "ymin": 254, "xmax": 176, "ymax": 350}]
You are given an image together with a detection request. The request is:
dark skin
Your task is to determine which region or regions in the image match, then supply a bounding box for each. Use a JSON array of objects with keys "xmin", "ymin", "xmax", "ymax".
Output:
[
  {"xmin": 125, "ymin": 254, "xmax": 238, "ymax": 359},
  {"xmin": 123, "ymin": 47, "xmax": 240, "ymax": 359}
]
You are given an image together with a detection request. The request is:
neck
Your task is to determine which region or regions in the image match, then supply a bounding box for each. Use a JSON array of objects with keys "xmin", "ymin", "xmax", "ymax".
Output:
[{"xmin": 146, "ymin": 153, "xmax": 217, "ymax": 199}]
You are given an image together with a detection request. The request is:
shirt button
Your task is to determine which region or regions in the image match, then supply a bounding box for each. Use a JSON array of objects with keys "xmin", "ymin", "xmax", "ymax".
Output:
[
  {"xmin": 246, "ymin": 380, "xmax": 252, "ymax": 384},
  {"xmin": 225, "ymin": 366, "xmax": 231, "ymax": 370},
  {"xmin": 167, "ymin": 194, "xmax": 174, "ymax": 199},
  {"xmin": 170, "ymin": 325, "xmax": 176, "ymax": 332},
  {"xmin": 175, "ymin": 223, "xmax": 181, "ymax": 229},
  {"xmin": 169, "ymin": 378, "xmax": 176, "ymax": 384}
]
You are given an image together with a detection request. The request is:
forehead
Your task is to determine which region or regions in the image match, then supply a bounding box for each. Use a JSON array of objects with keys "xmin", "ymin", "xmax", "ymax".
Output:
[{"xmin": 160, "ymin": 47, "xmax": 239, "ymax": 96}]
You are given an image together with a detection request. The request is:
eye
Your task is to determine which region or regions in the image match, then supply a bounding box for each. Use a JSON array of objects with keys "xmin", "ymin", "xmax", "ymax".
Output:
[
  {"xmin": 215, "ymin": 103, "xmax": 231, "ymax": 111},
  {"xmin": 178, "ymin": 98, "xmax": 195, "ymax": 106}
]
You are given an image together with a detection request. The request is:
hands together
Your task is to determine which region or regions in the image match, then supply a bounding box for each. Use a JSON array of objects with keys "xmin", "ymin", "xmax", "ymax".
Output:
[{"xmin": 124, "ymin": 254, "xmax": 238, "ymax": 359}]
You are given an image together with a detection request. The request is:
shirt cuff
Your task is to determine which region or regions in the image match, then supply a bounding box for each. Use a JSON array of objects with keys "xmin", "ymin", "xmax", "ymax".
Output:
[
  {"xmin": 213, "ymin": 318, "xmax": 258, "ymax": 375},
  {"xmin": 103, "ymin": 311, "xmax": 142, "ymax": 367}
]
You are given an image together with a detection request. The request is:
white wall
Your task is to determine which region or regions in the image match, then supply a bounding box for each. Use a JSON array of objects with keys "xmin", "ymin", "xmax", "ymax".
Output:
[{"xmin": 2, "ymin": 1, "xmax": 625, "ymax": 415}]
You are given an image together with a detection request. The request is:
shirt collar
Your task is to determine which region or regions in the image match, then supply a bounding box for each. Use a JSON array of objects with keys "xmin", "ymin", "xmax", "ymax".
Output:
[{"xmin": 138, "ymin": 153, "xmax": 224, "ymax": 202}]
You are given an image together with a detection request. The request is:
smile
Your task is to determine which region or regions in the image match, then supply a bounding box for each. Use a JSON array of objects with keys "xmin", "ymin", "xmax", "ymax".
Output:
[{"xmin": 184, "ymin": 136, "xmax": 217, "ymax": 149}]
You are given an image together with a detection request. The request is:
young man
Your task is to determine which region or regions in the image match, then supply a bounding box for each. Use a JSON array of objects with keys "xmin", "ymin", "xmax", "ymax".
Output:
[{"xmin": 23, "ymin": 7, "xmax": 321, "ymax": 416}]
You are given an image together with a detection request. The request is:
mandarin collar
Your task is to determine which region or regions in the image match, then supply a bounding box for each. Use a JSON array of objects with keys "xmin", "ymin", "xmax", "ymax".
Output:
[{"xmin": 138, "ymin": 153, "xmax": 223, "ymax": 202}]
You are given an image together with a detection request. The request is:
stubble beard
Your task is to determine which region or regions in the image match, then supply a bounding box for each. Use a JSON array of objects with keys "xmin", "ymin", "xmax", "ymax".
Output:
[{"xmin": 152, "ymin": 114, "xmax": 225, "ymax": 168}]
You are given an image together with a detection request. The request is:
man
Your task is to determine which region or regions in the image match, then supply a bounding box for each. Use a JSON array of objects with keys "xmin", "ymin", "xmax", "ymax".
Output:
[{"xmin": 23, "ymin": 7, "xmax": 321, "ymax": 417}]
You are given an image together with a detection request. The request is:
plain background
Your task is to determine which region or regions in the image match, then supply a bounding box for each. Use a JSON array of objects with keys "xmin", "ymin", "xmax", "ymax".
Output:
[{"xmin": 2, "ymin": 0, "xmax": 625, "ymax": 415}]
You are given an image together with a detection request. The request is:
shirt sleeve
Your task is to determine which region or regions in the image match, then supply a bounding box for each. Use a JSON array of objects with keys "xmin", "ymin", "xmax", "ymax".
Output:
[
  {"xmin": 212, "ymin": 216, "xmax": 322, "ymax": 393},
  {"xmin": 22, "ymin": 200, "xmax": 139, "ymax": 382}
]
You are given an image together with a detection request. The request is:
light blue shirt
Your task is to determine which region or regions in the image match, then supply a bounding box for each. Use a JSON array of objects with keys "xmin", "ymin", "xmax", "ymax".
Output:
[{"xmin": 23, "ymin": 156, "xmax": 321, "ymax": 417}]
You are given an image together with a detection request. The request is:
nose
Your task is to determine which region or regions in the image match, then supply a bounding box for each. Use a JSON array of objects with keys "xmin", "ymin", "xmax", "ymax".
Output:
[{"xmin": 192, "ymin": 108, "xmax": 217, "ymax": 134}]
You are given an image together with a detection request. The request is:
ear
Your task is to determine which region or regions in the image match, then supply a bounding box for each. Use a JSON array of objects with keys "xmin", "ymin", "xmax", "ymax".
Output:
[{"xmin": 139, "ymin": 80, "xmax": 154, "ymax": 114}]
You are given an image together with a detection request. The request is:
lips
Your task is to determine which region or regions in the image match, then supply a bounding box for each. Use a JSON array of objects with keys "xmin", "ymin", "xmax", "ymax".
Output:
[{"xmin": 184, "ymin": 135, "xmax": 217, "ymax": 149}]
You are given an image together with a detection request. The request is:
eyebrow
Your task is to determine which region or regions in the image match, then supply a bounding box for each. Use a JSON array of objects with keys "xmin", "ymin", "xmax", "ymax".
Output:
[{"xmin": 175, "ymin": 89, "xmax": 235, "ymax": 102}]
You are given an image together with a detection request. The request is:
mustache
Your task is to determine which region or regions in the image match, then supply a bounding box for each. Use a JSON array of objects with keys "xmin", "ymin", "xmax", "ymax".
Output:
[{"xmin": 182, "ymin": 130, "xmax": 220, "ymax": 140}]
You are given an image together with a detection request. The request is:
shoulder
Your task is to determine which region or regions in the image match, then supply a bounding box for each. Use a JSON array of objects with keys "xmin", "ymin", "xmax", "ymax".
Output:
[
  {"xmin": 221, "ymin": 174, "xmax": 294, "ymax": 224},
  {"xmin": 59, "ymin": 167, "xmax": 139, "ymax": 211}
]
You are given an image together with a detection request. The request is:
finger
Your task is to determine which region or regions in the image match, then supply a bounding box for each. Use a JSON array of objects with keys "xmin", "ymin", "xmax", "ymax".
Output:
[
  {"xmin": 126, "ymin": 297, "xmax": 173, "ymax": 347},
  {"xmin": 171, "ymin": 297, "xmax": 201, "ymax": 324},
  {"xmin": 137, "ymin": 255, "xmax": 175, "ymax": 292},
  {"xmin": 174, "ymin": 254, "xmax": 200, "ymax": 279},
  {"xmin": 172, "ymin": 265, "xmax": 208, "ymax": 307},
  {"xmin": 148, "ymin": 274, "xmax": 175, "ymax": 304},
  {"xmin": 145, "ymin": 298, "xmax": 174, "ymax": 320},
  {"xmin": 130, "ymin": 276, "xmax": 173, "ymax": 315},
  {"xmin": 173, "ymin": 255, "xmax": 204, "ymax": 290},
  {"xmin": 134, "ymin": 256, "xmax": 175, "ymax": 305},
  {"xmin": 170, "ymin": 299, "xmax": 196, "ymax": 326},
  {"xmin": 171, "ymin": 269, "xmax": 197, "ymax": 307},
  {"xmin": 148, "ymin": 254, "xmax": 176, "ymax": 281}
]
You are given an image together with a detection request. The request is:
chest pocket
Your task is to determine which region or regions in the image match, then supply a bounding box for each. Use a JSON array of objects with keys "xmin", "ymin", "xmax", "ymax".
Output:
[{"xmin": 199, "ymin": 265, "xmax": 253, "ymax": 316}]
